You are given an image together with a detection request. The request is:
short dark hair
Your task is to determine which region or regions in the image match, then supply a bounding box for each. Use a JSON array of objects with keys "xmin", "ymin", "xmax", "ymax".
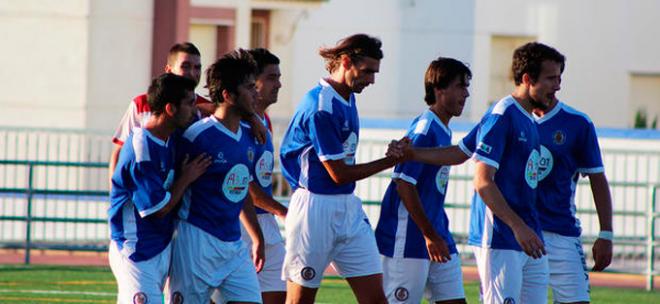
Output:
[
  {"xmin": 147, "ymin": 73, "xmax": 196, "ymax": 115},
  {"xmin": 167, "ymin": 42, "xmax": 201, "ymax": 65},
  {"xmin": 206, "ymin": 49, "xmax": 257, "ymax": 104},
  {"xmin": 511, "ymin": 42, "xmax": 565, "ymax": 85},
  {"xmin": 248, "ymin": 48, "xmax": 280, "ymax": 75},
  {"xmin": 319, "ymin": 33, "xmax": 384, "ymax": 73},
  {"xmin": 424, "ymin": 57, "xmax": 472, "ymax": 105}
]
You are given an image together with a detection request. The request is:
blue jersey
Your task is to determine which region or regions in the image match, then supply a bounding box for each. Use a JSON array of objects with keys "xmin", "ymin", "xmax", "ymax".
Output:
[
  {"xmin": 178, "ymin": 116, "xmax": 256, "ymax": 242},
  {"xmin": 375, "ymin": 110, "xmax": 457, "ymax": 259},
  {"xmin": 250, "ymin": 116, "xmax": 275, "ymax": 215},
  {"xmin": 280, "ymin": 78, "xmax": 360, "ymax": 195},
  {"xmin": 109, "ymin": 128, "xmax": 177, "ymax": 262},
  {"xmin": 535, "ymin": 102, "xmax": 604, "ymax": 236},
  {"xmin": 465, "ymin": 95, "xmax": 542, "ymax": 251}
]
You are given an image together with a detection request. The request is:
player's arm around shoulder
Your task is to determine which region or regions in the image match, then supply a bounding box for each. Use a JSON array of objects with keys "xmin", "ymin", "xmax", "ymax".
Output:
[
  {"xmin": 473, "ymin": 162, "xmax": 545, "ymax": 258},
  {"xmin": 151, "ymin": 153, "xmax": 212, "ymax": 218}
]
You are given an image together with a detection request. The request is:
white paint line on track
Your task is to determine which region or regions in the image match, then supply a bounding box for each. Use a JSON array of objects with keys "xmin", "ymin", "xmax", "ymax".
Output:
[{"xmin": 0, "ymin": 289, "xmax": 114, "ymax": 297}]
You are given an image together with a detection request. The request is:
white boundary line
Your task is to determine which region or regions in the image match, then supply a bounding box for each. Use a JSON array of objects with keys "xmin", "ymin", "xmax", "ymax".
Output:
[{"xmin": 0, "ymin": 289, "xmax": 114, "ymax": 297}]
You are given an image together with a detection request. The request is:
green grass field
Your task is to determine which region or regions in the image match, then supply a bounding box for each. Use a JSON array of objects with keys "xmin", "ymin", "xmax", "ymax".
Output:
[{"xmin": 0, "ymin": 265, "xmax": 658, "ymax": 303}]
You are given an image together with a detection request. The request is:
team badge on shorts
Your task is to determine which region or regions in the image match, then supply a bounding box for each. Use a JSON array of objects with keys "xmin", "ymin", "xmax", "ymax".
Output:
[
  {"xmin": 503, "ymin": 297, "xmax": 515, "ymax": 304},
  {"xmin": 132, "ymin": 292, "xmax": 148, "ymax": 304},
  {"xmin": 394, "ymin": 287, "xmax": 409, "ymax": 301},
  {"xmin": 172, "ymin": 291, "xmax": 184, "ymax": 304},
  {"xmin": 301, "ymin": 266, "xmax": 316, "ymax": 281}
]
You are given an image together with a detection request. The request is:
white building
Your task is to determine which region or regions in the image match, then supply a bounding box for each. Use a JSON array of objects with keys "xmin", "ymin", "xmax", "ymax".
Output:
[{"xmin": 1, "ymin": 0, "xmax": 659, "ymax": 130}]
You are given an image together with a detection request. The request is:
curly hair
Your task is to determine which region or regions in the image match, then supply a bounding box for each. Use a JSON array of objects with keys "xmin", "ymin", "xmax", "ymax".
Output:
[
  {"xmin": 512, "ymin": 42, "xmax": 565, "ymax": 85},
  {"xmin": 319, "ymin": 34, "xmax": 384, "ymax": 73},
  {"xmin": 205, "ymin": 49, "xmax": 257, "ymax": 104}
]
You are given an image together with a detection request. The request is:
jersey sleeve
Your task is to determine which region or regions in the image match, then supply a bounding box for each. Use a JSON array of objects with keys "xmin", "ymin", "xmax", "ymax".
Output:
[
  {"xmin": 112, "ymin": 102, "xmax": 140, "ymax": 145},
  {"xmin": 393, "ymin": 130, "xmax": 434, "ymax": 185},
  {"xmin": 575, "ymin": 121, "xmax": 604, "ymax": 174},
  {"xmin": 458, "ymin": 124, "xmax": 478, "ymax": 156},
  {"xmin": 130, "ymin": 160, "xmax": 171, "ymax": 218},
  {"xmin": 473, "ymin": 113, "xmax": 510, "ymax": 169},
  {"xmin": 309, "ymin": 110, "xmax": 346, "ymax": 161}
]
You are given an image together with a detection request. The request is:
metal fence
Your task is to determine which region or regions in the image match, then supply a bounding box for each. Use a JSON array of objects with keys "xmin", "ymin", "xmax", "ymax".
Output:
[{"xmin": 0, "ymin": 126, "xmax": 659, "ymax": 290}]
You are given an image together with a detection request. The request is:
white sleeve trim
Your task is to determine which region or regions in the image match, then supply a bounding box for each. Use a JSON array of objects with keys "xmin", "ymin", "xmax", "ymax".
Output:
[
  {"xmin": 138, "ymin": 192, "xmax": 171, "ymax": 218},
  {"xmin": 578, "ymin": 167, "xmax": 605, "ymax": 174},
  {"xmin": 392, "ymin": 172, "xmax": 417, "ymax": 185},
  {"xmin": 458, "ymin": 141, "xmax": 473, "ymax": 157},
  {"xmin": 474, "ymin": 155, "xmax": 499, "ymax": 170},
  {"xmin": 318, "ymin": 152, "xmax": 345, "ymax": 161}
]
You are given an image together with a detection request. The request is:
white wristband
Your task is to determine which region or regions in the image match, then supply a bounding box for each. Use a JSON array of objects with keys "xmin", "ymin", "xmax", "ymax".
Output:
[{"xmin": 598, "ymin": 230, "xmax": 613, "ymax": 241}]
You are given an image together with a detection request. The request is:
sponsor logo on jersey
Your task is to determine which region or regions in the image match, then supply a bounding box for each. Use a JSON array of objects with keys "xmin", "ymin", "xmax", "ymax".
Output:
[
  {"xmin": 133, "ymin": 292, "xmax": 148, "ymax": 304},
  {"xmin": 537, "ymin": 145, "xmax": 553, "ymax": 181},
  {"xmin": 342, "ymin": 120, "xmax": 350, "ymax": 131},
  {"xmin": 222, "ymin": 164, "xmax": 250, "ymax": 202},
  {"xmin": 255, "ymin": 151, "xmax": 274, "ymax": 187},
  {"xmin": 394, "ymin": 287, "xmax": 409, "ymax": 301},
  {"xmin": 553, "ymin": 130, "xmax": 566, "ymax": 145},
  {"xmin": 525, "ymin": 149, "xmax": 540, "ymax": 189},
  {"xmin": 215, "ymin": 152, "xmax": 227, "ymax": 164},
  {"xmin": 343, "ymin": 132, "xmax": 358, "ymax": 165},
  {"xmin": 477, "ymin": 142, "xmax": 492, "ymax": 154},
  {"xmin": 172, "ymin": 291, "xmax": 184, "ymax": 304},
  {"xmin": 301, "ymin": 267, "xmax": 316, "ymax": 281},
  {"xmin": 518, "ymin": 131, "xmax": 527, "ymax": 142},
  {"xmin": 503, "ymin": 297, "xmax": 515, "ymax": 304},
  {"xmin": 435, "ymin": 166, "xmax": 450, "ymax": 195}
]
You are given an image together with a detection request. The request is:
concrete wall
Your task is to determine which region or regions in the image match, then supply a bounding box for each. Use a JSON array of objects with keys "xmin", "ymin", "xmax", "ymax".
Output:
[
  {"xmin": 267, "ymin": 0, "xmax": 477, "ymax": 124},
  {"xmin": 0, "ymin": 0, "xmax": 152, "ymax": 130},
  {"xmin": 472, "ymin": 0, "xmax": 660, "ymax": 128},
  {"xmin": 1, "ymin": 0, "xmax": 659, "ymax": 130}
]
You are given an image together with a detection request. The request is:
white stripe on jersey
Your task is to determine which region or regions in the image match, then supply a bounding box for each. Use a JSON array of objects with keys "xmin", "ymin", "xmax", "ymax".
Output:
[
  {"xmin": 481, "ymin": 206, "xmax": 495, "ymax": 247},
  {"xmin": 299, "ymin": 146, "xmax": 313, "ymax": 189},
  {"xmin": 120, "ymin": 202, "xmax": 138, "ymax": 257},
  {"xmin": 139, "ymin": 192, "xmax": 171, "ymax": 218},
  {"xmin": 394, "ymin": 202, "xmax": 410, "ymax": 258},
  {"xmin": 392, "ymin": 172, "xmax": 418, "ymax": 185}
]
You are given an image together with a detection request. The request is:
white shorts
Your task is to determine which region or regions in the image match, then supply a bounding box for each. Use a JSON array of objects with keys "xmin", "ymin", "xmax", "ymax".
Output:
[
  {"xmin": 241, "ymin": 213, "xmax": 287, "ymax": 292},
  {"xmin": 109, "ymin": 241, "xmax": 171, "ymax": 304},
  {"xmin": 543, "ymin": 231, "xmax": 590, "ymax": 303},
  {"xmin": 382, "ymin": 254, "xmax": 465, "ymax": 303},
  {"xmin": 472, "ymin": 246, "xmax": 548, "ymax": 304},
  {"xmin": 282, "ymin": 188, "xmax": 382, "ymax": 288},
  {"xmin": 168, "ymin": 221, "xmax": 261, "ymax": 304}
]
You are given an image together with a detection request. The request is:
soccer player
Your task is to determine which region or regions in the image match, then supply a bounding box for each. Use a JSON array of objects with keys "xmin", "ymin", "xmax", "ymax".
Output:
[
  {"xmin": 527, "ymin": 43, "xmax": 613, "ymax": 304},
  {"xmin": 108, "ymin": 73, "xmax": 212, "ymax": 304},
  {"xmin": 375, "ymin": 57, "xmax": 470, "ymax": 304},
  {"xmin": 244, "ymin": 48, "xmax": 288, "ymax": 303},
  {"xmin": 210, "ymin": 48, "xmax": 288, "ymax": 304},
  {"xmin": 401, "ymin": 43, "xmax": 613, "ymax": 304},
  {"xmin": 109, "ymin": 42, "xmax": 211, "ymax": 175},
  {"xmin": 279, "ymin": 33, "xmax": 398, "ymax": 304},
  {"xmin": 168, "ymin": 49, "xmax": 265, "ymax": 304},
  {"xmin": 109, "ymin": 43, "xmax": 266, "ymax": 178}
]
